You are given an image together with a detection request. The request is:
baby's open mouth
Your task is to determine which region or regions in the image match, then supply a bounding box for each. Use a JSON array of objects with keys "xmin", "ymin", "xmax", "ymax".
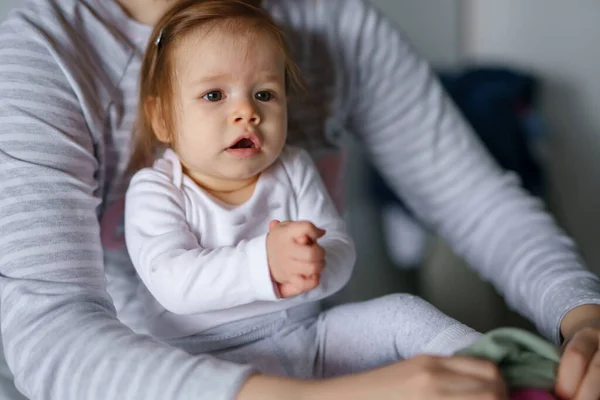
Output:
[{"xmin": 230, "ymin": 138, "xmax": 256, "ymax": 149}]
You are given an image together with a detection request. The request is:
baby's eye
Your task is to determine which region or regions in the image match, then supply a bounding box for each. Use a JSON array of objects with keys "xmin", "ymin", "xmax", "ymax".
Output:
[
  {"xmin": 203, "ymin": 91, "xmax": 223, "ymax": 102},
  {"xmin": 255, "ymin": 91, "xmax": 273, "ymax": 102}
]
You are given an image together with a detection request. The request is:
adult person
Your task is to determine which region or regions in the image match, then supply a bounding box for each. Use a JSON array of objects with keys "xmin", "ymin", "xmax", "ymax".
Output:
[{"xmin": 0, "ymin": 0, "xmax": 598, "ymax": 399}]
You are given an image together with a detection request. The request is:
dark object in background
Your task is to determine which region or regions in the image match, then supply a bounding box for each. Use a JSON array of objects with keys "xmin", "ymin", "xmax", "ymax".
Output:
[{"xmin": 368, "ymin": 67, "xmax": 546, "ymax": 222}]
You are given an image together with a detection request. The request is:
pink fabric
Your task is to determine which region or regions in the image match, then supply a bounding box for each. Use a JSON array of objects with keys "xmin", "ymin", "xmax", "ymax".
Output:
[
  {"xmin": 315, "ymin": 149, "xmax": 347, "ymax": 212},
  {"xmin": 100, "ymin": 197, "xmax": 126, "ymax": 250},
  {"xmin": 510, "ymin": 389, "xmax": 557, "ymax": 400}
]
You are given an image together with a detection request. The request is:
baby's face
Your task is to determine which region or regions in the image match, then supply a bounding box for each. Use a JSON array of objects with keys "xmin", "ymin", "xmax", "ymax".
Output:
[{"xmin": 169, "ymin": 27, "xmax": 288, "ymax": 187}]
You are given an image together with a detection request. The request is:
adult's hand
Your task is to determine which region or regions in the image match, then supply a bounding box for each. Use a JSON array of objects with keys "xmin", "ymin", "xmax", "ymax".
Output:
[
  {"xmin": 237, "ymin": 354, "xmax": 507, "ymax": 400},
  {"xmin": 556, "ymin": 305, "xmax": 600, "ymax": 400}
]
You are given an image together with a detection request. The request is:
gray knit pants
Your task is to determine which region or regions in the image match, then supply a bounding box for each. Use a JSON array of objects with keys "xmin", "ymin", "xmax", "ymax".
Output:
[{"xmin": 167, "ymin": 294, "xmax": 482, "ymax": 379}]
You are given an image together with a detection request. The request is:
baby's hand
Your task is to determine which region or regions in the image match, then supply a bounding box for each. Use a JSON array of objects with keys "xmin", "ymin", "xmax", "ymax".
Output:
[
  {"xmin": 266, "ymin": 219, "xmax": 326, "ymax": 297},
  {"xmin": 277, "ymin": 275, "xmax": 320, "ymax": 298}
]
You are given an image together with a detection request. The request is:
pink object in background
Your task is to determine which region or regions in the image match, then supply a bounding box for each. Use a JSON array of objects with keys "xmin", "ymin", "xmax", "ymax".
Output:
[
  {"xmin": 100, "ymin": 197, "xmax": 126, "ymax": 250},
  {"xmin": 510, "ymin": 389, "xmax": 557, "ymax": 400},
  {"xmin": 315, "ymin": 149, "xmax": 347, "ymax": 213}
]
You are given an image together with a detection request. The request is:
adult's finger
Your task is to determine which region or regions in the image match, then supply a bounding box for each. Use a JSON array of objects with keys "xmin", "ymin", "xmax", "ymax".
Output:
[
  {"xmin": 441, "ymin": 372, "xmax": 506, "ymax": 399},
  {"xmin": 440, "ymin": 356, "xmax": 503, "ymax": 382},
  {"xmin": 556, "ymin": 329, "xmax": 598, "ymax": 398},
  {"xmin": 411, "ymin": 356, "xmax": 506, "ymax": 399},
  {"xmin": 572, "ymin": 347, "xmax": 600, "ymax": 400}
]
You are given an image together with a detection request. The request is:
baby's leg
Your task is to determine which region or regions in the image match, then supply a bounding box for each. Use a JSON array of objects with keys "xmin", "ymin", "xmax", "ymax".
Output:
[
  {"xmin": 315, "ymin": 293, "xmax": 481, "ymax": 378},
  {"xmin": 167, "ymin": 304, "xmax": 320, "ymax": 379},
  {"xmin": 211, "ymin": 318, "xmax": 321, "ymax": 379},
  {"xmin": 171, "ymin": 326, "xmax": 292, "ymax": 377}
]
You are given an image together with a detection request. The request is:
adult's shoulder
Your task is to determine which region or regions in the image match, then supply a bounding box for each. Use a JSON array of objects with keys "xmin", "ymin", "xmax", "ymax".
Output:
[
  {"xmin": 266, "ymin": 0, "xmax": 378, "ymax": 29},
  {"xmin": 2, "ymin": 0, "xmax": 86, "ymax": 39},
  {"xmin": 1, "ymin": 0, "xmax": 135, "ymax": 90}
]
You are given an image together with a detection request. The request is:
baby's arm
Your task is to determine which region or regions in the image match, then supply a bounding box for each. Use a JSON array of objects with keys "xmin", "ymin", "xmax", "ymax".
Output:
[
  {"xmin": 284, "ymin": 148, "xmax": 357, "ymax": 300},
  {"xmin": 125, "ymin": 169, "xmax": 278, "ymax": 315}
]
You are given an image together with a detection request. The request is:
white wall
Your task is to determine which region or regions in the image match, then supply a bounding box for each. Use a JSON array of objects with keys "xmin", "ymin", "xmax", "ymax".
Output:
[
  {"xmin": 464, "ymin": 0, "xmax": 600, "ymax": 274},
  {"xmin": 371, "ymin": 0, "xmax": 462, "ymax": 67}
]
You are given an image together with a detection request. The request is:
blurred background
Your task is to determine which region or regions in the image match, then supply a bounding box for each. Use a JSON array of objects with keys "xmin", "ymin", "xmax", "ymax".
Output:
[
  {"xmin": 337, "ymin": 0, "xmax": 600, "ymax": 334},
  {"xmin": 2, "ymin": 1, "xmax": 600, "ymax": 335}
]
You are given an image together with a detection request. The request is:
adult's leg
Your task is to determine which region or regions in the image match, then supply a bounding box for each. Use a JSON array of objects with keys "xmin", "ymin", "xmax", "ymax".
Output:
[{"xmin": 0, "ymin": 334, "xmax": 27, "ymax": 399}]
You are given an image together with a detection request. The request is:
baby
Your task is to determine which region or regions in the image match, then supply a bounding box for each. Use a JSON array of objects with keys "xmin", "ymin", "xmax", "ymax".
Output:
[{"xmin": 125, "ymin": 0, "xmax": 481, "ymax": 378}]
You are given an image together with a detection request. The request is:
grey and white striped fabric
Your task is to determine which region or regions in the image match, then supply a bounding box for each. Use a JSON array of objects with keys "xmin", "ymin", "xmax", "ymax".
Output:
[{"xmin": 0, "ymin": 0, "xmax": 598, "ymax": 399}]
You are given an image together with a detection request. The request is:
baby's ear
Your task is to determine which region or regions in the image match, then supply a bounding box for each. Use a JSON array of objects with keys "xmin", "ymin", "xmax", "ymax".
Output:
[{"xmin": 146, "ymin": 96, "xmax": 171, "ymax": 144}]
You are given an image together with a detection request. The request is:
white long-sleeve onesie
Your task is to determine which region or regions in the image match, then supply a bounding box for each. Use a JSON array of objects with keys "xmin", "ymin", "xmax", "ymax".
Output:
[{"xmin": 125, "ymin": 146, "xmax": 356, "ymax": 339}]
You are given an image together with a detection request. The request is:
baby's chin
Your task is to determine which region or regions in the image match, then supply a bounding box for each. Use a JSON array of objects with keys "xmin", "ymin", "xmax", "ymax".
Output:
[
  {"xmin": 221, "ymin": 166, "xmax": 266, "ymax": 182},
  {"xmin": 228, "ymin": 154, "xmax": 279, "ymax": 175}
]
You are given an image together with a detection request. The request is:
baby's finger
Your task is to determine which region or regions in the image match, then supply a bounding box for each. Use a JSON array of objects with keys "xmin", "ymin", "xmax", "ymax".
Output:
[
  {"xmin": 291, "ymin": 242, "xmax": 326, "ymax": 264},
  {"xmin": 278, "ymin": 282, "xmax": 303, "ymax": 298},
  {"xmin": 306, "ymin": 274, "xmax": 320, "ymax": 289},
  {"xmin": 289, "ymin": 273, "xmax": 320, "ymax": 292},
  {"xmin": 268, "ymin": 220, "xmax": 281, "ymax": 231},
  {"xmin": 290, "ymin": 258, "xmax": 325, "ymax": 277},
  {"xmin": 295, "ymin": 234, "xmax": 312, "ymax": 246},
  {"xmin": 289, "ymin": 221, "xmax": 326, "ymax": 241},
  {"xmin": 289, "ymin": 274, "xmax": 308, "ymax": 290}
]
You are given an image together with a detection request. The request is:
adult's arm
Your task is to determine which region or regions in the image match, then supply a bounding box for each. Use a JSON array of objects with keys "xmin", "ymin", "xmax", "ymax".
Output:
[
  {"xmin": 0, "ymin": 15, "xmax": 253, "ymax": 400},
  {"xmin": 326, "ymin": 0, "xmax": 600, "ymax": 343}
]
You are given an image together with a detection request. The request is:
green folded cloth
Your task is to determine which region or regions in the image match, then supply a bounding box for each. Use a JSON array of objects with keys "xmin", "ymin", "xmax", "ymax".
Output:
[{"xmin": 456, "ymin": 327, "xmax": 560, "ymax": 390}]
